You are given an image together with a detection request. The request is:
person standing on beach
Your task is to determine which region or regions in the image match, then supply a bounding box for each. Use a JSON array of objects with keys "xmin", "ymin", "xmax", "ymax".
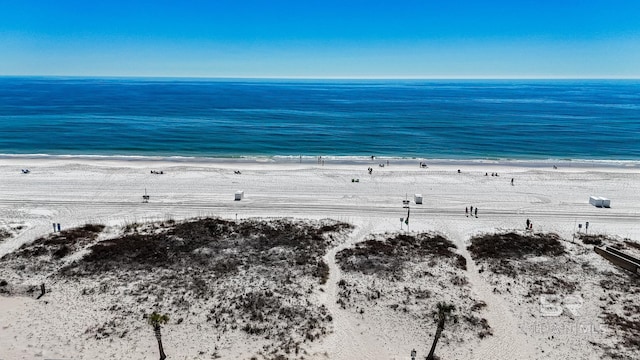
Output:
[
  {"xmin": 511, "ymin": 178, "xmax": 514, "ymax": 186},
  {"xmin": 470, "ymin": 206, "xmax": 473, "ymax": 214},
  {"xmin": 465, "ymin": 207, "xmax": 468, "ymax": 217},
  {"xmin": 526, "ymin": 218, "xmax": 530, "ymax": 229},
  {"xmin": 475, "ymin": 207, "xmax": 478, "ymax": 218}
]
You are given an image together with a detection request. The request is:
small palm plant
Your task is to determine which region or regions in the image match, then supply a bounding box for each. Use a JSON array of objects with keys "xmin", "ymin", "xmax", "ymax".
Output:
[
  {"xmin": 148, "ymin": 311, "xmax": 170, "ymax": 360},
  {"xmin": 426, "ymin": 302, "xmax": 456, "ymax": 360}
]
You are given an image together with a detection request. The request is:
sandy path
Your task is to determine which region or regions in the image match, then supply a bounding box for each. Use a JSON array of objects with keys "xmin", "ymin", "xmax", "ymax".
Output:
[
  {"xmin": 314, "ymin": 219, "xmax": 378, "ymax": 359},
  {"xmin": 447, "ymin": 225, "xmax": 541, "ymax": 359}
]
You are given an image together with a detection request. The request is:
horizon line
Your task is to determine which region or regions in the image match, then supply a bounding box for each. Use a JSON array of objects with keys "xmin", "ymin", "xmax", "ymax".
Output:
[{"xmin": 2, "ymin": 74, "xmax": 640, "ymax": 81}]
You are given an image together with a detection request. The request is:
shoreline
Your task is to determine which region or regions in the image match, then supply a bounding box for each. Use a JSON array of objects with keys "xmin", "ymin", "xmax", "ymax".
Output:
[{"xmin": 2, "ymin": 153, "xmax": 640, "ymax": 169}]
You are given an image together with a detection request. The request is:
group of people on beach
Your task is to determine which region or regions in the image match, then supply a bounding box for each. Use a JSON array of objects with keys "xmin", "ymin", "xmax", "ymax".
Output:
[
  {"xmin": 465, "ymin": 206, "xmax": 478, "ymax": 218},
  {"xmin": 484, "ymin": 172, "xmax": 515, "ymax": 185},
  {"xmin": 150, "ymin": 170, "xmax": 164, "ymax": 175}
]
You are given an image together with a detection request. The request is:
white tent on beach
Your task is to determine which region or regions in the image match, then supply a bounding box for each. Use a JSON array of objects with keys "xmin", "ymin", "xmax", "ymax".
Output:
[{"xmin": 589, "ymin": 196, "xmax": 610, "ymax": 208}]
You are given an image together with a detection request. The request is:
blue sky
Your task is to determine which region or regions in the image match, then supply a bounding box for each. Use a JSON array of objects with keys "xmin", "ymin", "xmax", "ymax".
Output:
[{"xmin": 1, "ymin": 0, "xmax": 639, "ymax": 78}]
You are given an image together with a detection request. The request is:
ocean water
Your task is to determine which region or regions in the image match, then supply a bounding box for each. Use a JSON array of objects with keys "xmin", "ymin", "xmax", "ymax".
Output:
[{"xmin": 0, "ymin": 77, "xmax": 639, "ymax": 162}]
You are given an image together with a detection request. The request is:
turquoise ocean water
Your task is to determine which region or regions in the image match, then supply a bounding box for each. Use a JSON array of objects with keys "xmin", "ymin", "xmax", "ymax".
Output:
[{"xmin": 0, "ymin": 77, "xmax": 639, "ymax": 163}]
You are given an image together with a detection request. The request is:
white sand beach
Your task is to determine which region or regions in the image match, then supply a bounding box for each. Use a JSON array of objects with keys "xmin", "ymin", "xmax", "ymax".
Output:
[{"xmin": 1, "ymin": 158, "xmax": 639, "ymax": 360}]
